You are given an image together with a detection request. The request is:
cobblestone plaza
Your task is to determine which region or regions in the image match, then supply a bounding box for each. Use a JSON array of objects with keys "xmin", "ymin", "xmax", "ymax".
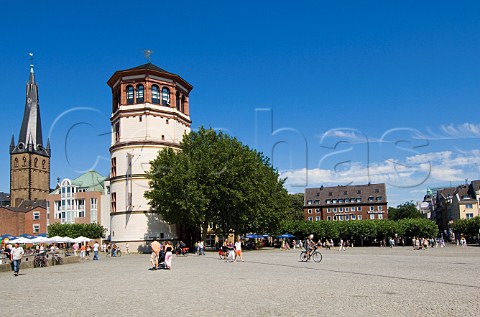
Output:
[{"xmin": 2, "ymin": 245, "xmax": 479, "ymax": 316}]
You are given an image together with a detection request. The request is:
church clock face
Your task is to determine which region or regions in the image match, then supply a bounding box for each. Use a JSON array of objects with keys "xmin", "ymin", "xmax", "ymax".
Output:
[{"xmin": 27, "ymin": 98, "xmax": 32, "ymax": 103}]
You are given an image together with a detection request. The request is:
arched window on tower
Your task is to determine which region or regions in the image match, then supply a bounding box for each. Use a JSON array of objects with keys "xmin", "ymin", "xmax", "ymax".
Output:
[
  {"xmin": 152, "ymin": 85, "xmax": 160, "ymax": 104},
  {"xmin": 22, "ymin": 157, "xmax": 27, "ymax": 167},
  {"xmin": 14, "ymin": 158, "xmax": 18, "ymax": 168},
  {"xmin": 181, "ymin": 95, "xmax": 185, "ymax": 113},
  {"xmin": 42, "ymin": 160, "xmax": 46, "ymax": 169},
  {"xmin": 176, "ymin": 91, "xmax": 180, "ymax": 110},
  {"xmin": 34, "ymin": 158, "xmax": 38, "ymax": 168},
  {"xmin": 126, "ymin": 85, "xmax": 134, "ymax": 105},
  {"xmin": 136, "ymin": 84, "xmax": 144, "ymax": 103},
  {"xmin": 162, "ymin": 87, "xmax": 170, "ymax": 106}
]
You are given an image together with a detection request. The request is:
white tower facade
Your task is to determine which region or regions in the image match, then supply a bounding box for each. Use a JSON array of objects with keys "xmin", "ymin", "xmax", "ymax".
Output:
[{"xmin": 107, "ymin": 63, "xmax": 192, "ymax": 251}]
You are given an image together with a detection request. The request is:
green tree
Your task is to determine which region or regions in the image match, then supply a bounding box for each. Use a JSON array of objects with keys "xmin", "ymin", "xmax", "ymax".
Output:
[
  {"xmin": 47, "ymin": 223, "xmax": 106, "ymax": 239},
  {"xmin": 145, "ymin": 127, "xmax": 290, "ymax": 241},
  {"xmin": 287, "ymin": 193, "xmax": 305, "ymax": 221},
  {"xmin": 388, "ymin": 202, "xmax": 423, "ymax": 221},
  {"xmin": 451, "ymin": 216, "xmax": 480, "ymax": 240}
]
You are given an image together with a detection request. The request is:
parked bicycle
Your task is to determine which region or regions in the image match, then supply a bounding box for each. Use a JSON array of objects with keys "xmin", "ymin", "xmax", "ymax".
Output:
[
  {"xmin": 34, "ymin": 253, "xmax": 48, "ymax": 268},
  {"xmin": 50, "ymin": 253, "xmax": 63, "ymax": 266},
  {"xmin": 300, "ymin": 246, "xmax": 323, "ymax": 263}
]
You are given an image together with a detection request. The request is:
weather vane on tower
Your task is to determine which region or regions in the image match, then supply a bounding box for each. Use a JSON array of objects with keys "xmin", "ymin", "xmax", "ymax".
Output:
[{"xmin": 144, "ymin": 49, "xmax": 153, "ymax": 63}]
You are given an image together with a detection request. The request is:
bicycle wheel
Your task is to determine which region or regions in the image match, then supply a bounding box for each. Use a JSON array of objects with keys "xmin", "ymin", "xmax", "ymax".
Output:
[
  {"xmin": 313, "ymin": 251, "xmax": 323, "ymax": 263},
  {"xmin": 300, "ymin": 251, "xmax": 308, "ymax": 262}
]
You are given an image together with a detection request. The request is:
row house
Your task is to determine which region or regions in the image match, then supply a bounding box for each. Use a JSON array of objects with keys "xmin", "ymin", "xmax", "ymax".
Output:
[
  {"xmin": 0, "ymin": 200, "xmax": 47, "ymax": 236},
  {"xmin": 434, "ymin": 182, "xmax": 479, "ymax": 231},
  {"xmin": 304, "ymin": 183, "xmax": 388, "ymax": 221}
]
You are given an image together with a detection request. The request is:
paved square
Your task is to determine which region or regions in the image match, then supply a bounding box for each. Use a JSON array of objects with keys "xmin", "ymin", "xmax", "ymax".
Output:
[{"xmin": 2, "ymin": 245, "xmax": 479, "ymax": 316}]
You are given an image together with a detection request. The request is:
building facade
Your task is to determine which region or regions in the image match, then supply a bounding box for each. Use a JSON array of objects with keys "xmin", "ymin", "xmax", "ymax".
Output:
[
  {"xmin": 304, "ymin": 183, "xmax": 388, "ymax": 221},
  {"xmin": 434, "ymin": 183, "xmax": 479, "ymax": 232},
  {"xmin": 46, "ymin": 171, "xmax": 110, "ymax": 234},
  {"xmin": 9, "ymin": 62, "xmax": 50, "ymax": 207},
  {"xmin": 107, "ymin": 63, "xmax": 193, "ymax": 251},
  {"xmin": 0, "ymin": 200, "xmax": 47, "ymax": 236}
]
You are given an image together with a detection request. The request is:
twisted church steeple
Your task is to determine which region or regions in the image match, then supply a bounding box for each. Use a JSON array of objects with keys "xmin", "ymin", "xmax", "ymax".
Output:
[{"xmin": 10, "ymin": 57, "xmax": 50, "ymax": 157}]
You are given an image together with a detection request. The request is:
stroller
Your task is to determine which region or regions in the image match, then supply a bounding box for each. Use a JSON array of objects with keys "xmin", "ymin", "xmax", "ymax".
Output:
[
  {"xmin": 157, "ymin": 250, "xmax": 166, "ymax": 269},
  {"xmin": 218, "ymin": 247, "xmax": 226, "ymax": 259}
]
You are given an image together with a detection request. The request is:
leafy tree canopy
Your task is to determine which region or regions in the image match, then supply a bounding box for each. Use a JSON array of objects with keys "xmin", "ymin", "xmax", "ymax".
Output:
[
  {"xmin": 287, "ymin": 193, "xmax": 305, "ymax": 221},
  {"xmin": 388, "ymin": 201, "xmax": 423, "ymax": 221},
  {"xmin": 280, "ymin": 218, "xmax": 438, "ymax": 244},
  {"xmin": 47, "ymin": 223, "xmax": 106, "ymax": 239},
  {"xmin": 145, "ymin": 127, "xmax": 290, "ymax": 239}
]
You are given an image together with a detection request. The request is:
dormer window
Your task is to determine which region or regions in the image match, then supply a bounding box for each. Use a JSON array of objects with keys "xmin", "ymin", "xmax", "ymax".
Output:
[
  {"xmin": 162, "ymin": 87, "xmax": 170, "ymax": 105},
  {"xmin": 126, "ymin": 85, "xmax": 134, "ymax": 104},
  {"xmin": 136, "ymin": 84, "xmax": 144, "ymax": 103},
  {"xmin": 152, "ymin": 85, "xmax": 160, "ymax": 104},
  {"xmin": 368, "ymin": 196, "xmax": 374, "ymax": 202}
]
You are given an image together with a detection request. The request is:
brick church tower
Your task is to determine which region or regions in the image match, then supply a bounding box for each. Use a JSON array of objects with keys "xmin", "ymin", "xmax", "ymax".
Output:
[{"xmin": 9, "ymin": 60, "xmax": 51, "ymax": 207}]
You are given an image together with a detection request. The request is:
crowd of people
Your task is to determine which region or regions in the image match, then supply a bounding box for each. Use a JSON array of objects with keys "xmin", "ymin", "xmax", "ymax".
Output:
[{"xmin": 216, "ymin": 238, "xmax": 244, "ymax": 262}]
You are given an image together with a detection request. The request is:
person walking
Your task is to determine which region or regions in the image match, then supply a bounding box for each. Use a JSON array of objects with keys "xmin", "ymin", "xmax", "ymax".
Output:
[
  {"xmin": 164, "ymin": 241, "xmax": 173, "ymax": 269},
  {"xmin": 125, "ymin": 242, "xmax": 129, "ymax": 254},
  {"xmin": 11, "ymin": 242, "xmax": 24, "ymax": 276},
  {"xmin": 150, "ymin": 239, "xmax": 161, "ymax": 269},
  {"xmin": 338, "ymin": 239, "xmax": 346, "ymax": 251},
  {"xmin": 234, "ymin": 238, "xmax": 244, "ymax": 262},
  {"xmin": 93, "ymin": 241, "xmax": 99, "ymax": 260},
  {"xmin": 72, "ymin": 243, "xmax": 78, "ymax": 256},
  {"xmin": 80, "ymin": 244, "xmax": 86, "ymax": 258}
]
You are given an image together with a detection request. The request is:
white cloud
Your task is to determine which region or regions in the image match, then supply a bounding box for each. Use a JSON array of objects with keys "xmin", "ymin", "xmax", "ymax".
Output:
[
  {"xmin": 425, "ymin": 122, "xmax": 480, "ymax": 140},
  {"xmin": 281, "ymin": 148, "xmax": 480, "ymax": 205}
]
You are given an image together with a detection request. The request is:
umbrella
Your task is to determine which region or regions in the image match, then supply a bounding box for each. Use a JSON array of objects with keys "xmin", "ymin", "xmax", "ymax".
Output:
[
  {"xmin": 244, "ymin": 234, "xmax": 264, "ymax": 239},
  {"xmin": 36, "ymin": 233, "xmax": 48, "ymax": 237},
  {"xmin": 18, "ymin": 233, "xmax": 36, "ymax": 239},
  {"xmin": 49, "ymin": 236, "xmax": 71, "ymax": 243},
  {"xmin": 9, "ymin": 237, "xmax": 33, "ymax": 244},
  {"xmin": 31, "ymin": 236, "xmax": 50, "ymax": 243},
  {"xmin": 277, "ymin": 233, "xmax": 295, "ymax": 239},
  {"xmin": 1, "ymin": 234, "xmax": 16, "ymax": 240},
  {"xmin": 73, "ymin": 236, "xmax": 91, "ymax": 243}
]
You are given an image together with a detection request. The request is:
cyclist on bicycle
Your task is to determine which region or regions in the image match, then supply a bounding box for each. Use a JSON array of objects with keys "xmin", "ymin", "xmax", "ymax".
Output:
[{"xmin": 305, "ymin": 234, "xmax": 316, "ymax": 254}]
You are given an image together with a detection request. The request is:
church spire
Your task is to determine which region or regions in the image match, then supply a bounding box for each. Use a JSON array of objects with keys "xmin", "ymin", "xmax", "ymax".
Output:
[{"xmin": 14, "ymin": 53, "xmax": 48, "ymax": 157}]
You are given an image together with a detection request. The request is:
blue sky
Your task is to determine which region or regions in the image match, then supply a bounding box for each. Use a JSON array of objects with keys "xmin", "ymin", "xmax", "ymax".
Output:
[{"xmin": 1, "ymin": 1, "xmax": 480, "ymax": 207}]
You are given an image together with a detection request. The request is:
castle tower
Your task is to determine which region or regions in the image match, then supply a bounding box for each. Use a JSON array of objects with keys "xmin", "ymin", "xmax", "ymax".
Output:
[
  {"xmin": 107, "ymin": 63, "xmax": 192, "ymax": 248},
  {"xmin": 10, "ymin": 60, "xmax": 51, "ymax": 207}
]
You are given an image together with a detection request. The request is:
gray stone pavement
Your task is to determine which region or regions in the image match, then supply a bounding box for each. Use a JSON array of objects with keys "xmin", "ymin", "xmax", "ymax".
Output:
[{"xmin": 1, "ymin": 245, "xmax": 479, "ymax": 317}]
